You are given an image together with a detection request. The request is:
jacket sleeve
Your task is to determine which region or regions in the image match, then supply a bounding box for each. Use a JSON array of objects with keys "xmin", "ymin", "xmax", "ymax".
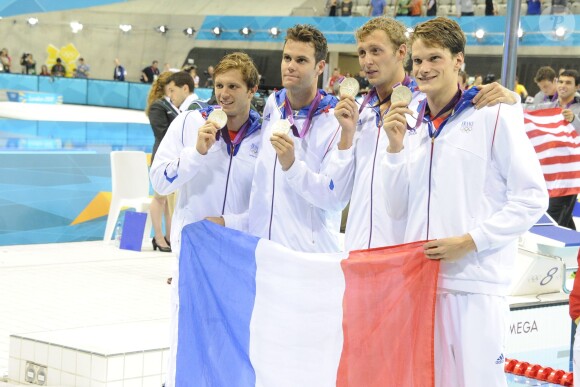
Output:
[
  {"xmin": 149, "ymin": 111, "xmax": 208, "ymax": 195},
  {"xmin": 381, "ymin": 147, "xmax": 410, "ymax": 220},
  {"xmin": 323, "ymin": 144, "xmax": 357, "ymax": 206},
  {"xmin": 283, "ymin": 127, "xmax": 350, "ymax": 212},
  {"xmin": 468, "ymin": 103, "xmax": 549, "ymax": 252},
  {"xmin": 569, "ymin": 250, "xmax": 580, "ymax": 320},
  {"xmin": 148, "ymin": 101, "xmax": 171, "ymax": 142}
]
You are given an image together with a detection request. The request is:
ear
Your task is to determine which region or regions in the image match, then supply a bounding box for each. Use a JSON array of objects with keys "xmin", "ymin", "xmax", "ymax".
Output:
[
  {"xmin": 454, "ymin": 52, "xmax": 464, "ymax": 72},
  {"xmin": 316, "ymin": 60, "xmax": 326, "ymax": 77},
  {"xmin": 249, "ymin": 85, "xmax": 258, "ymax": 96},
  {"xmin": 396, "ymin": 43, "xmax": 407, "ymax": 60}
]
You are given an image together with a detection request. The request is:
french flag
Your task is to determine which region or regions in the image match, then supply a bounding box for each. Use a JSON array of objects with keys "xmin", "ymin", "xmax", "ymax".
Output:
[{"xmin": 175, "ymin": 221, "xmax": 439, "ymax": 387}]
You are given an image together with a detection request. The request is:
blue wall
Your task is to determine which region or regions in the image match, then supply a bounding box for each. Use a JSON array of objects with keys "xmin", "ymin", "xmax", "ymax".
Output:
[
  {"xmin": 0, "ymin": 0, "xmax": 127, "ymax": 17},
  {"xmin": 198, "ymin": 15, "xmax": 580, "ymax": 47}
]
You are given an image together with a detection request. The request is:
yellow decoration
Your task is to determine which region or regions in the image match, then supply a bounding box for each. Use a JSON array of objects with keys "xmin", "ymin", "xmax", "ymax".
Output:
[
  {"xmin": 45, "ymin": 43, "xmax": 81, "ymax": 78},
  {"xmin": 70, "ymin": 192, "xmax": 111, "ymax": 225}
]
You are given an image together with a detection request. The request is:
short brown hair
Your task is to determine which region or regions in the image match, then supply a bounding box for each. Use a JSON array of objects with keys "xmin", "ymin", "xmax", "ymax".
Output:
[
  {"xmin": 213, "ymin": 52, "xmax": 259, "ymax": 89},
  {"xmin": 560, "ymin": 69, "xmax": 579, "ymax": 86},
  {"xmin": 168, "ymin": 71, "xmax": 195, "ymax": 92},
  {"xmin": 534, "ymin": 66, "xmax": 557, "ymax": 83},
  {"xmin": 356, "ymin": 17, "xmax": 408, "ymax": 50},
  {"xmin": 410, "ymin": 17, "xmax": 465, "ymax": 55},
  {"xmin": 285, "ymin": 24, "xmax": 328, "ymax": 64}
]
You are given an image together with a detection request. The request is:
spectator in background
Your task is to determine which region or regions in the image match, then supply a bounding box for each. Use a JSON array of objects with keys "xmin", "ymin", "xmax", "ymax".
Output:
[
  {"xmin": 141, "ymin": 60, "xmax": 160, "ymax": 83},
  {"xmin": 533, "ymin": 66, "xmax": 558, "ymax": 104},
  {"xmin": 458, "ymin": 70, "xmax": 468, "ymax": 90},
  {"xmin": 113, "ymin": 58, "xmax": 126, "ymax": 81},
  {"xmin": 456, "ymin": 0, "xmax": 475, "ymax": 15},
  {"xmin": 396, "ymin": 0, "xmax": 411, "ymax": 16},
  {"xmin": 39, "ymin": 64, "xmax": 50, "ymax": 76},
  {"xmin": 20, "ymin": 53, "xmax": 36, "ymax": 75},
  {"xmin": 183, "ymin": 64, "xmax": 200, "ymax": 88},
  {"xmin": 470, "ymin": 74, "xmax": 483, "ymax": 88},
  {"xmin": 328, "ymin": 0, "xmax": 338, "ymax": 16},
  {"xmin": 514, "ymin": 75, "xmax": 528, "ymax": 102},
  {"xmin": 0, "ymin": 48, "xmax": 11, "ymax": 73},
  {"xmin": 409, "ymin": 0, "xmax": 422, "ymax": 16},
  {"xmin": 485, "ymin": 0, "xmax": 498, "ymax": 15},
  {"xmin": 204, "ymin": 65, "xmax": 215, "ymax": 88},
  {"xmin": 354, "ymin": 69, "xmax": 370, "ymax": 92},
  {"xmin": 341, "ymin": 0, "xmax": 353, "ymax": 16},
  {"xmin": 427, "ymin": 0, "xmax": 437, "ymax": 16},
  {"xmin": 74, "ymin": 57, "xmax": 90, "ymax": 79},
  {"xmin": 326, "ymin": 67, "xmax": 343, "ymax": 94},
  {"xmin": 51, "ymin": 58, "xmax": 66, "ymax": 77},
  {"xmin": 146, "ymin": 71, "xmax": 178, "ymax": 253},
  {"xmin": 527, "ymin": 0, "xmax": 542, "ymax": 14},
  {"xmin": 370, "ymin": 0, "xmax": 387, "ymax": 16}
]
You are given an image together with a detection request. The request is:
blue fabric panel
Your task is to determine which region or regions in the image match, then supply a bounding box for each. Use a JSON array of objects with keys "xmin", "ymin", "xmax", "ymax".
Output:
[
  {"xmin": 0, "ymin": 73, "xmax": 38, "ymax": 91},
  {"xmin": 128, "ymin": 83, "xmax": 150, "ymax": 110},
  {"xmin": 38, "ymin": 77, "xmax": 88, "ymax": 105},
  {"xmin": 529, "ymin": 225, "xmax": 580, "ymax": 246},
  {"xmin": 176, "ymin": 220, "xmax": 258, "ymax": 387},
  {"xmin": 87, "ymin": 80, "xmax": 129, "ymax": 108}
]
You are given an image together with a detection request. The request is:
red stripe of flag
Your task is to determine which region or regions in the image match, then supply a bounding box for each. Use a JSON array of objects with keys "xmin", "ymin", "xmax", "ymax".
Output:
[
  {"xmin": 539, "ymin": 154, "xmax": 580, "ymax": 165},
  {"xmin": 549, "ymin": 187, "xmax": 580, "ymax": 197},
  {"xmin": 524, "ymin": 107, "xmax": 563, "ymax": 117},
  {"xmin": 524, "ymin": 118, "xmax": 571, "ymax": 129},
  {"xmin": 543, "ymin": 170, "xmax": 580, "ymax": 181},
  {"xmin": 526, "ymin": 129, "xmax": 578, "ymax": 140},
  {"xmin": 337, "ymin": 241, "xmax": 439, "ymax": 387},
  {"xmin": 534, "ymin": 141, "xmax": 580, "ymax": 153}
]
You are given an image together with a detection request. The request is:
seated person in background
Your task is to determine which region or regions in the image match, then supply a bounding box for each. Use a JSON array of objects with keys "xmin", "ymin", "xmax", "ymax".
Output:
[
  {"xmin": 514, "ymin": 75, "xmax": 528, "ymax": 102},
  {"xmin": 51, "ymin": 58, "xmax": 66, "ymax": 77}
]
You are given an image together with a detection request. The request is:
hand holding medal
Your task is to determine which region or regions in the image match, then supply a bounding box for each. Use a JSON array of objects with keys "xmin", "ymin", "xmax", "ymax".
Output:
[
  {"xmin": 334, "ymin": 78, "xmax": 360, "ymax": 139},
  {"xmin": 383, "ymin": 85, "xmax": 415, "ymax": 154},
  {"xmin": 197, "ymin": 109, "xmax": 226, "ymax": 155}
]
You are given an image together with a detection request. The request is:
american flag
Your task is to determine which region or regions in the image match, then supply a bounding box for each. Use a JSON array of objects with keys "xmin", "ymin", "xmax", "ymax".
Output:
[{"xmin": 524, "ymin": 107, "xmax": 580, "ymax": 198}]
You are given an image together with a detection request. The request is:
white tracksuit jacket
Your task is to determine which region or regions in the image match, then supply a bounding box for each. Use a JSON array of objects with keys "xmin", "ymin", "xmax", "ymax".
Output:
[
  {"xmin": 224, "ymin": 90, "xmax": 347, "ymax": 253},
  {"xmin": 327, "ymin": 89, "xmax": 421, "ymax": 251},
  {"xmin": 383, "ymin": 100, "xmax": 548, "ymax": 296},
  {"xmin": 150, "ymin": 108, "xmax": 262, "ymax": 259}
]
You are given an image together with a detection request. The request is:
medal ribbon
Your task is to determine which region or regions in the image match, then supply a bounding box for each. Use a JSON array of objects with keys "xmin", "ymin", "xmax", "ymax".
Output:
[
  {"xmin": 283, "ymin": 92, "xmax": 322, "ymax": 138},
  {"xmin": 216, "ymin": 118, "xmax": 251, "ymax": 156}
]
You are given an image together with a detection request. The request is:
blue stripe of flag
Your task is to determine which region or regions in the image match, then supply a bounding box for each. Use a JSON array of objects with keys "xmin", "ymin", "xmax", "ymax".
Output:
[{"xmin": 176, "ymin": 220, "xmax": 259, "ymax": 387}]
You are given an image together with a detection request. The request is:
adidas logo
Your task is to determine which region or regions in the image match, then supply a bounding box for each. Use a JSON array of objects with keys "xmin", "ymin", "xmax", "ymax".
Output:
[{"xmin": 495, "ymin": 353, "xmax": 504, "ymax": 364}]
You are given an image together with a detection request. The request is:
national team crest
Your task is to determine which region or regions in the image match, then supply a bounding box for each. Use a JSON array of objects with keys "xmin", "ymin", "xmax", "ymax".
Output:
[{"xmin": 460, "ymin": 121, "xmax": 474, "ymax": 133}]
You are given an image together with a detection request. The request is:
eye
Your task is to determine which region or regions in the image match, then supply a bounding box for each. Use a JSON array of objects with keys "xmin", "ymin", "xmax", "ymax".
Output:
[
  {"xmin": 413, "ymin": 59, "xmax": 422, "ymax": 65},
  {"xmin": 358, "ymin": 50, "xmax": 366, "ymax": 58}
]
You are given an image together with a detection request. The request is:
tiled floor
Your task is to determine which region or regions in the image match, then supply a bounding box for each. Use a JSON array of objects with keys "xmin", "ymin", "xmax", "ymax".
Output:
[{"xmin": 0, "ymin": 241, "xmax": 174, "ymax": 384}]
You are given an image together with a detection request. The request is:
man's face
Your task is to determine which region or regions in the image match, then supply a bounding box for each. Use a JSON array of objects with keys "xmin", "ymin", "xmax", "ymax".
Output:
[
  {"xmin": 167, "ymin": 81, "xmax": 189, "ymax": 107},
  {"xmin": 411, "ymin": 39, "xmax": 463, "ymax": 97},
  {"xmin": 208, "ymin": 66, "xmax": 214, "ymax": 75},
  {"xmin": 152, "ymin": 62, "xmax": 159, "ymax": 69},
  {"xmin": 281, "ymin": 39, "xmax": 324, "ymax": 93},
  {"xmin": 215, "ymin": 69, "xmax": 255, "ymax": 118},
  {"xmin": 357, "ymin": 29, "xmax": 405, "ymax": 89},
  {"xmin": 557, "ymin": 75, "xmax": 578, "ymax": 101},
  {"xmin": 536, "ymin": 79, "xmax": 557, "ymax": 96}
]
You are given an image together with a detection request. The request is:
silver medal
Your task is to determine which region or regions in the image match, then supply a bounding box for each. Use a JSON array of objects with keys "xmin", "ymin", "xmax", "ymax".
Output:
[
  {"xmin": 207, "ymin": 109, "xmax": 227, "ymax": 128},
  {"xmin": 339, "ymin": 77, "xmax": 360, "ymax": 99},
  {"xmin": 391, "ymin": 85, "xmax": 413, "ymax": 106},
  {"xmin": 272, "ymin": 118, "xmax": 292, "ymax": 135}
]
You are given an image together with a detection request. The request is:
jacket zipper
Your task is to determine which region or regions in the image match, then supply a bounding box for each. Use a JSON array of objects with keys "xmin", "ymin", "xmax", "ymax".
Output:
[
  {"xmin": 367, "ymin": 125, "xmax": 382, "ymax": 249},
  {"xmin": 268, "ymin": 156, "xmax": 278, "ymax": 239},
  {"xmin": 221, "ymin": 150, "xmax": 234, "ymax": 215},
  {"xmin": 426, "ymin": 137, "xmax": 435, "ymax": 240}
]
